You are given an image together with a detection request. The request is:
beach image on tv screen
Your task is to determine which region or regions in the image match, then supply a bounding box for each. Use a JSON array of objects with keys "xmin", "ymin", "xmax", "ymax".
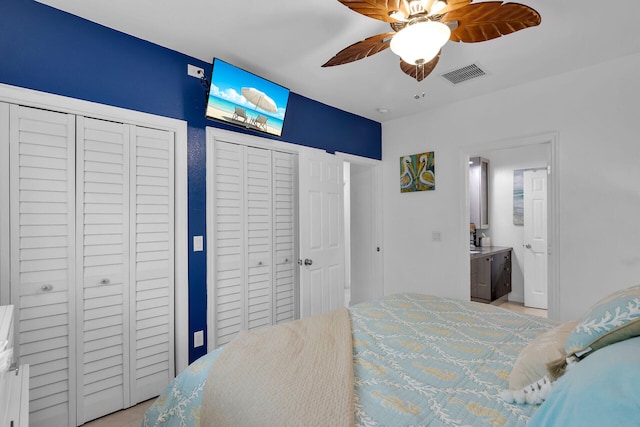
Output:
[{"xmin": 206, "ymin": 59, "xmax": 290, "ymax": 137}]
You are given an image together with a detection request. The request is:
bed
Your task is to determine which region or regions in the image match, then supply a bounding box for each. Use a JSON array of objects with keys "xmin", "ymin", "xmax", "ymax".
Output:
[{"xmin": 143, "ymin": 293, "xmax": 571, "ymax": 426}]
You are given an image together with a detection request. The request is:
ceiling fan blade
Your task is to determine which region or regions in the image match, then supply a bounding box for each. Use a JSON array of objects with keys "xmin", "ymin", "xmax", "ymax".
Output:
[
  {"xmin": 442, "ymin": 2, "xmax": 541, "ymax": 43},
  {"xmin": 323, "ymin": 32, "xmax": 396, "ymax": 67},
  {"xmin": 336, "ymin": 0, "xmax": 409, "ymax": 23},
  {"xmin": 399, "ymin": 51, "xmax": 441, "ymax": 81},
  {"xmin": 436, "ymin": 0, "xmax": 472, "ymax": 15}
]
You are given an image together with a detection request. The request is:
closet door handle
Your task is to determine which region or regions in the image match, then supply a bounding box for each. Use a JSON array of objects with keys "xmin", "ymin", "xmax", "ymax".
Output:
[
  {"xmin": 100, "ymin": 278, "xmax": 110, "ymax": 285},
  {"xmin": 41, "ymin": 284, "xmax": 53, "ymax": 292},
  {"xmin": 304, "ymin": 259, "xmax": 313, "ymax": 266}
]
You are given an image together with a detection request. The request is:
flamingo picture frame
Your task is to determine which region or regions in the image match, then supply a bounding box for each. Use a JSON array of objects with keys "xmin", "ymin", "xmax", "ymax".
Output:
[{"xmin": 400, "ymin": 151, "xmax": 435, "ymax": 193}]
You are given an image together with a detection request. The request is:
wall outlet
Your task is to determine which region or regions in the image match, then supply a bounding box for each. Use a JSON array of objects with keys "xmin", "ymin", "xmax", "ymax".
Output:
[
  {"xmin": 187, "ymin": 64, "xmax": 204, "ymax": 79},
  {"xmin": 194, "ymin": 330, "xmax": 204, "ymax": 348},
  {"xmin": 193, "ymin": 235, "xmax": 203, "ymax": 252}
]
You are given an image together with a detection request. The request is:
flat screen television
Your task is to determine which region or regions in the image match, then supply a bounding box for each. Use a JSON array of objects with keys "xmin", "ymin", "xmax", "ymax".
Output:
[{"xmin": 205, "ymin": 58, "xmax": 290, "ymax": 137}]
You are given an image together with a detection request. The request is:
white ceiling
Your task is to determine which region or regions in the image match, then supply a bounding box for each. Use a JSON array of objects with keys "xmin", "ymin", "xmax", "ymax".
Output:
[{"xmin": 35, "ymin": 0, "xmax": 640, "ymax": 122}]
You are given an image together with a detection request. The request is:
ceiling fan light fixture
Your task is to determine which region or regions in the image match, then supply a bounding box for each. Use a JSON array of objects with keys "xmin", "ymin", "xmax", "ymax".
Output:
[
  {"xmin": 388, "ymin": 10, "xmax": 407, "ymax": 21},
  {"xmin": 429, "ymin": 1, "xmax": 447, "ymax": 15},
  {"xmin": 390, "ymin": 20, "xmax": 451, "ymax": 65},
  {"xmin": 419, "ymin": 0, "xmax": 446, "ymax": 15}
]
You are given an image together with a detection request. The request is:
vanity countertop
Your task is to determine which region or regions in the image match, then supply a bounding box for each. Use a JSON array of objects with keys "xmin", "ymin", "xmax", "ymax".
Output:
[{"xmin": 470, "ymin": 246, "xmax": 512, "ymax": 259}]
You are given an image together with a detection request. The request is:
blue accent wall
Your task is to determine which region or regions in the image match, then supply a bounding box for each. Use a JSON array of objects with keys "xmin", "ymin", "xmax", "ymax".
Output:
[{"xmin": 1, "ymin": 0, "xmax": 381, "ymax": 363}]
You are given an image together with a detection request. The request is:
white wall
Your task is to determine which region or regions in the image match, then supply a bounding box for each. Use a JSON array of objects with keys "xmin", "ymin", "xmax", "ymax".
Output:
[
  {"xmin": 481, "ymin": 144, "xmax": 549, "ymax": 303},
  {"xmin": 382, "ymin": 52, "xmax": 640, "ymax": 321}
]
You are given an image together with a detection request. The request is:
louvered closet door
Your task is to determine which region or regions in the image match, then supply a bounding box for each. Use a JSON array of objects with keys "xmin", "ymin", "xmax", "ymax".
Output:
[
  {"xmin": 9, "ymin": 105, "xmax": 76, "ymax": 427},
  {"xmin": 245, "ymin": 147, "xmax": 273, "ymax": 329},
  {"xmin": 212, "ymin": 141, "xmax": 296, "ymax": 347},
  {"xmin": 272, "ymin": 151, "xmax": 296, "ymax": 323},
  {"xmin": 212, "ymin": 141, "xmax": 244, "ymax": 347},
  {"xmin": 245, "ymin": 146, "xmax": 273, "ymax": 329},
  {"xmin": 76, "ymin": 117, "xmax": 130, "ymax": 424},
  {"xmin": 130, "ymin": 126, "xmax": 175, "ymax": 403}
]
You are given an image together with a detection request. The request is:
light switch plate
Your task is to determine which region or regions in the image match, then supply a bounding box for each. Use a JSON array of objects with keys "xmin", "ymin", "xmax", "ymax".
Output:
[{"xmin": 193, "ymin": 235, "xmax": 203, "ymax": 252}]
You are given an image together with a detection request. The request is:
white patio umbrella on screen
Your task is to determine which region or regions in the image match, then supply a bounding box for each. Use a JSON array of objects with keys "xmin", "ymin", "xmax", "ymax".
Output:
[{"xmin": 241, "ymin": 87, "xmax": 277, "ymax": 113}]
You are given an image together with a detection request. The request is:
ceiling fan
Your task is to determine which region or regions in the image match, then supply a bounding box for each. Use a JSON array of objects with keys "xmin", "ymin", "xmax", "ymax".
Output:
[{"xmin": 322, "ymin": 0, "xmax": 541, "ymax": 81}]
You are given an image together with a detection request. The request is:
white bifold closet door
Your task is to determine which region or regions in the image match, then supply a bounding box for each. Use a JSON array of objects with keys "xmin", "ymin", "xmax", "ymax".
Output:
[
  {"xmin": 76, "ymin": 116, "xmax": 131, "ymax": 423},
  {"xmin": 6, "ymin": 105, "xmax": 174, "ymax": 426},
  {"xmin": 76, "ymin": 119, "xmax": 175, "ymax": 422},
  {"xmin": 272, "ymin": 151, "xmax": 296, "ymax": 324},
  {"xmin": 9, "ymin": 104, "xmax": 77, "ymax": 427},
  {"xmin": 128, "ymin": 125, "xmax": 175, "ymax": 404},
  {"xmin": 212, "ymin": 141, "xmax": 295, "ymax": 348}
]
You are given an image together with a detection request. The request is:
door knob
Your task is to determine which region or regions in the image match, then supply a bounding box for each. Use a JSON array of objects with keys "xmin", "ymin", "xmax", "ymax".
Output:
[
  {"xmin": 304, "ymin": 258, "xmax": 313, "ymax": 266},
  {"xmin": 525, "ymin": 244, "xmax": 532, "ymax": 249},
  {"xmin": 41, "ymin": 284, "xmax": 53, "ymax": 291}
]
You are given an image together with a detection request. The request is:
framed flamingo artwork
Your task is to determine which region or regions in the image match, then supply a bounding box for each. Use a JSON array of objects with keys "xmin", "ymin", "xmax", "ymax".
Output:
[{"xmin": 400, "ymin": 151, "xmax": 435, "ymax": 193}]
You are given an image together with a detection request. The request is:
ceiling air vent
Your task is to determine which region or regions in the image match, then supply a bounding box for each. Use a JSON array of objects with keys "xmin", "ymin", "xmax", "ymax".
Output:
[{"xmin": 441, "ymin": 64, "xmax": 486, "ymax": 84}]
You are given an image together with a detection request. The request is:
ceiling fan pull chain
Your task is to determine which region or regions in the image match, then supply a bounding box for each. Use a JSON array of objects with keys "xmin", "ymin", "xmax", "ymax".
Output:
[{"xmin": 414, "ymin": 60, "xmax": 425, "ymax": 82}]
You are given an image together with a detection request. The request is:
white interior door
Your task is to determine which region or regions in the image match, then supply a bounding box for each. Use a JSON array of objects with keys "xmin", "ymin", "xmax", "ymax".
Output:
[
  {"xmin": 298, "ymin": 149, "xmax": 345, "ymax": 318},
  {"xmin": 9, "ymin": 104, "xmax": 77, "ymax": 427},
  {"xmin": 2, "ymin": 96, "xmax": 179, "ymax": 426},
  {"xmin": 347, "ymin": 161, "xmax": 383, "ymax": 306},
  {"xmin": 211, "ymin": 140, "xmax": 245, "ymax": 347},
  {"xmin": 272, "ymin": 151, "xmax": 297, "ymax": 323},
  {"xmin": 523, "ymin": 169, "xmax": 548, "ymax": 309},
  {"xmin": 1, "ymin": 103, "xmax": 9, "ymax": 306},
  {"xmin": 76, "ymin": 116, "xmax": 130, "ymax": 424},
  {"xmin": 210, "ymin": 138, "xmax": 296, "ymax": 348},
  {"xmin": 129, "ymin": 125, "xmax": 175, "ymax": 404},
  {"xmin": 244, "ymin": 146, "xmax": 273, "ymax": 330},
  {"xmin": 77, "ymin": 120, "xmax": 176, "ymax": 421}
]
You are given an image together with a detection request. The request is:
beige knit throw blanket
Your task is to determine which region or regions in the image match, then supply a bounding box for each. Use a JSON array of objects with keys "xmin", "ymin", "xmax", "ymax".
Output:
[{"xmin": 200, "ymin": 307, "xmax": 354, "ymax": 427}]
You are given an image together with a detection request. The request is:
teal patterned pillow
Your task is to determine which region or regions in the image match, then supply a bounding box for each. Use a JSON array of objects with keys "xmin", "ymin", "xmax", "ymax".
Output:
[{"xmin": 565, "ymin": 285, "xmax": 640, "ymax": 358}]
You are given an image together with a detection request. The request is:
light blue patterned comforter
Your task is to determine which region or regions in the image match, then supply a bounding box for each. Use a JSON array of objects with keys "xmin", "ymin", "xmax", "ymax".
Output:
[{"xmin": 143, "ymin": 294, "xmax": 557, "ymax": 426}]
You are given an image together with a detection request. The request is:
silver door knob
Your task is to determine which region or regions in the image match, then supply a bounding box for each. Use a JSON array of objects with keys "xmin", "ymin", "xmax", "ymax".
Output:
[
  {"xmin": 525, "ymin": 244, "xmax": 532, "ymax": 249},
  {"xmin": 100, "ymin": 278, "xmax": 110, "ymax": 285},
  {"xmin": 41, "ymin": 284, "xmax": 53, "ymax": 291},
  {"xmin": 304, "ymin": 258, "xmax": 313, "ymax": 266}
]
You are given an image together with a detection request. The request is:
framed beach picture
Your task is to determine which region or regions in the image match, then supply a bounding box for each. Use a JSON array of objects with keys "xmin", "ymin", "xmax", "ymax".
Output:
[{"xmin": 400, "ymin": 151, "xmax": 435, "ymax": 193}]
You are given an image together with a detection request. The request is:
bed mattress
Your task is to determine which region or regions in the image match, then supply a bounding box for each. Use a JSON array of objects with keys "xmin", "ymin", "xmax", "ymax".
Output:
[{"xmin": 143, "ymin": 293, "xmax": 557, "ymax": 426}]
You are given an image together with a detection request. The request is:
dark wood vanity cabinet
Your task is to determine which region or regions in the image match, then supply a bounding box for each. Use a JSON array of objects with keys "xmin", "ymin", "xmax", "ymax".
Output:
[
  {"xmin": 491, "ymin": 250, "xmax": 512, "ymax": 300},
  {"xmin": 471, "ymin": 256, "xmax": 492, "ymax": 301},
  {"xmin": 471, "ymin": 248, "xmax": 512, "ymax": 303}
]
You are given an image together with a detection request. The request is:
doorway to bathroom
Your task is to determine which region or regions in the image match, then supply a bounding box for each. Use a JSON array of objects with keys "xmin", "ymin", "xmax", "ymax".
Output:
[{"xmin": 464, "ymin": 133, "xmax": 558, "ymax": 313}]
